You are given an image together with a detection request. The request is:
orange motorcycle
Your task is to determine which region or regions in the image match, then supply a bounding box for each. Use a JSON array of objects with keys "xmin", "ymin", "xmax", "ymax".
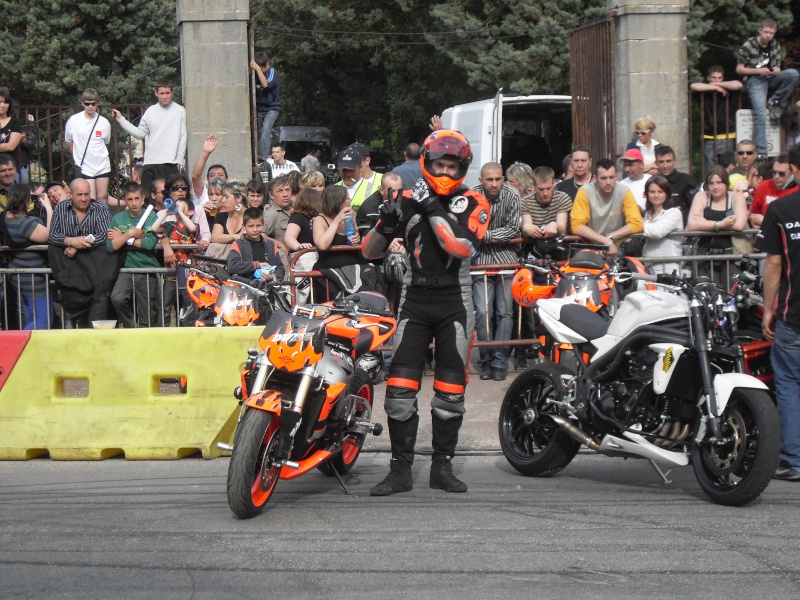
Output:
[
  {"xmin": 225, "ymin": 291, "xmax": 397, "ymax": 519},
  {"xmin": 182, "ymin": 257, "xmax": 291, "ymax": 327}
]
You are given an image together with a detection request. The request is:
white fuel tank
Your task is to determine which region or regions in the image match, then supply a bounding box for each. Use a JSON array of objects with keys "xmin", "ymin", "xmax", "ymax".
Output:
[{"xmin": 606, "ymin": 290, "xmax": 689, "ymax": 338}]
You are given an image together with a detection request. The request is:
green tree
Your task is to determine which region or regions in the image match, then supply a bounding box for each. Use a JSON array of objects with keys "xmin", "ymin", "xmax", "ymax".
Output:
[{"xmin": 0, "ymin": 0, "xmax": 180, "ymax": 105}]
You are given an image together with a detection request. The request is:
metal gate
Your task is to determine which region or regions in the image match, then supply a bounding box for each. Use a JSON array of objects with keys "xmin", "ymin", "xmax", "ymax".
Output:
[{"xmin": 569, "ymin": 18, "xmax": 615, "ymax": 160}]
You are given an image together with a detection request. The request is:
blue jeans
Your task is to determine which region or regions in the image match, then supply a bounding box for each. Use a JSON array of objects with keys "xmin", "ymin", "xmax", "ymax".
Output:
[
  {"xmin": 772, "ymin": 320, "xmax": 800, "ymax": 470},
  {"xmin": 20, "ymin": 293, "xmax": 53, "ymax": 330},
  {"xmin": 257, "ymin": 109, "xmax": 280, "ymax": 163},
  {"xmin": 472, "ymin": 273, "xmax": 513, "ymax": 370},
  {"xmin": 745, "ymin": 70, "xmax": 800, "ymax": 155}
]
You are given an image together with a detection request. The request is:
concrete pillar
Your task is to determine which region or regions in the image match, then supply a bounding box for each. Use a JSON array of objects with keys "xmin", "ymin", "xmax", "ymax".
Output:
[
  {"xmin": 611, "ymin": 0, "xmax": 690, "ymax": 171},
  {"xmin": 176, "ymin": 0, "xmax": 251, "ymax": 182}
]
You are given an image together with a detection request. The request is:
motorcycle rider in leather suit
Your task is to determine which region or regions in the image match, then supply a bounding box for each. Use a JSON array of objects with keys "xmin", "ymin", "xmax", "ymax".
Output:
[{"xmin": 362, "ymin": 129, "xmax": 490, "ymax": 495}]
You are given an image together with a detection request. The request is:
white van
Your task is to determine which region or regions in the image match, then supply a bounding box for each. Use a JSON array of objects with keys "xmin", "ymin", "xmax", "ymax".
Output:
[{"xmin": 441, "ymin": 90, "xmax": 572, "ymax": 189}]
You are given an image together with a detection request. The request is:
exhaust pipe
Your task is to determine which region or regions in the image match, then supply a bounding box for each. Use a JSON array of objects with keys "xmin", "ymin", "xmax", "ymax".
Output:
[{"xmin": 549, "ymin": 415, "xmax": 603, "ymax": 452}]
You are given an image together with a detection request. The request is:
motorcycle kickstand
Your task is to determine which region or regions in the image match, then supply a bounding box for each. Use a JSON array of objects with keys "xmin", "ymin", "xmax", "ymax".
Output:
[
  {"xmin": 648, "ymin": 459, "xmax": 673, "ymax": 484},
  {"xmin": 330, "ymin": 465, "xmax": 353, "ymax": 496}
]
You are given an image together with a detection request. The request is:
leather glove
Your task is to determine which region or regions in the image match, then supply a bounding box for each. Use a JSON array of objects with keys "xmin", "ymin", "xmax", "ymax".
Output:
[
  {"xmin": 411, "ymin": 179, "xmax": 439, "ymax": 213},
  {"xmin": 376, "ymin": 197, "xmax": 402, "ymax": 238}
]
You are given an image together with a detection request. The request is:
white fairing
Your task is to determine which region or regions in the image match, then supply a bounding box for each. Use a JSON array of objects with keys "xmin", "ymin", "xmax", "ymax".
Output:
[
  {"xmin": 649, "ymin": 343, "xmax": 687, "ymax": 395},
  {"xmin": 713, "ymin": 373, "xmax": 769, "ymax": 415},
  {"xmin": 536, "ymin": 298, "xmax": 589, "ymax": 344},
  {"xmin": 606, "ymin": 291, "xmax": 690, "ymax": 337}
]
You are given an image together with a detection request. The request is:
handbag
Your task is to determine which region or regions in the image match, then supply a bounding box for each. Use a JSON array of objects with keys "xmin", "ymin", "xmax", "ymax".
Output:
[
  {"xmin": 731, "ymin": 232, "xmax": 754, "ymax": 256},
  {"xmin": 204, "ymin": 241, "xmax": 232, "ymax": 261}
]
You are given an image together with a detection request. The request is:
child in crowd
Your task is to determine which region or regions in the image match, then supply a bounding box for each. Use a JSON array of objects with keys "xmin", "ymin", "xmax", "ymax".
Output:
[
  {"xmin": 107, "ymin": 182, "xmax": 160, "ymax": 327},
  {"xmin": 228, "ymin": 207, "xmax": 285, "ymax": 280},
  {"xmin": 152, "ymin": 196, "xmax": 198, "ymax": 324}
]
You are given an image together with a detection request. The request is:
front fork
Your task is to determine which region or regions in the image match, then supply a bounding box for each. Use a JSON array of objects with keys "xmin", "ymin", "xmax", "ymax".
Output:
[
  {"xmin": 273, "ymin": 372, "xmax": 313, "ymax": 462},
  {"xmin": 691, "ymin": 299, "xmax": 722, "ymax": 439}
]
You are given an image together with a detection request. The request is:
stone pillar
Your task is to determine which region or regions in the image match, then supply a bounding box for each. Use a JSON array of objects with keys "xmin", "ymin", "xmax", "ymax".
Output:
[
  {"xmin": 611, "ymin": 0, "xmax": 690, "ymax": 171},
  {"xmin": 177, "ymin": 0, "xmax": 251, "ymax": 182}
]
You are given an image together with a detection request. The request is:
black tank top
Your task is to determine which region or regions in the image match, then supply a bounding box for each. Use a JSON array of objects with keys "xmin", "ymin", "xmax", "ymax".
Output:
[{"xmin": 699, "ymin": 192, "xmax": 733, "ymax": 250}]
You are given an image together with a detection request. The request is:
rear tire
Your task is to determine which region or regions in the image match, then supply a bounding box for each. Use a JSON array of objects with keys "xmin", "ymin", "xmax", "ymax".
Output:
[
  {"xmin": 692, "ymin": 388, "xmax": 780, "ymax": 506},
  {"xmin": 318, "ymin": 369, "xmax": 374, "ymax": 476},
  {"xmin": 227, "ymin": 410, "xmax": 280, "ymax": 519},
  {"xmin": 499, "ymin": 363, "xmax": 580, "ymax": 476}
]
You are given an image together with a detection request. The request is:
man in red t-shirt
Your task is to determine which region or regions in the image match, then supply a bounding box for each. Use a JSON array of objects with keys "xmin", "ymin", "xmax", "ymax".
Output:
[{"xmin": 750, "ymin": 154, "xmax": 797, "ymax": 228}]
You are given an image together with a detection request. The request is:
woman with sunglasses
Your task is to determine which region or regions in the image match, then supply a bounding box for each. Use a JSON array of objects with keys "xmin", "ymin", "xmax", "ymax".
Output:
[
  {"xmin": 64, "ymin": 89, "xmax": 113, "ymax": 205},
  {"xmin": 0, "ymin": 89, "xmax": 23, "ymax": 181},
  {"xmin": 625, "ymin": 115, "xmax": 662, "ymax": 176}
]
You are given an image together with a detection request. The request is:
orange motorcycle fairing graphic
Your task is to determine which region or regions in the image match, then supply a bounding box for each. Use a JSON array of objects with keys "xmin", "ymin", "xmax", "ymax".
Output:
[
  {"xmin": 215, "ymin": 285, "xmax": 259, "ymax": 326},
  {"xmin": 247, "ymin": 390, "xmax": 286, "ymax": 412},
  {"xmin": 260, "ymin": 311, "xmax": 326, "ymax": 372}
]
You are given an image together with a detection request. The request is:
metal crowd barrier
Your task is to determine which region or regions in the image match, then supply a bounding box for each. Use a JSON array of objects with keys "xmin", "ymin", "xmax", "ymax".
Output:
[{"xmin": 2, "ymin": 234, "xmax": 766, "ymax": 334}]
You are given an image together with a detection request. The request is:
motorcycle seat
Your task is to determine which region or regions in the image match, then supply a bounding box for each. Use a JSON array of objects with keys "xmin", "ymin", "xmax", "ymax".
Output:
[
  {"xmin": 559, "ymin": 303, "xmax": 611, "ymax": 340},
  {"xmin": 569, "ymin": 251, "xmax": 606, "ymax": 270},
  {"xmin": 344, "ymin": 291, "xmax": 390, "ymax": 315}
]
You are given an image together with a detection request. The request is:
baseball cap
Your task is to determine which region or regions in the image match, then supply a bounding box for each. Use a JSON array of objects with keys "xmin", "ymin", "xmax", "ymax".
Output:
[
  {"xmin": 338, "ymin": 149, "xmax": 362, "ymax": 170},
  {"xmin": 347, "ymin": 142, "xmax": 370, "ymax": 158},
  {"xmin": 621, "ymin": 148, "xmax": 644, "ymax": 162}
]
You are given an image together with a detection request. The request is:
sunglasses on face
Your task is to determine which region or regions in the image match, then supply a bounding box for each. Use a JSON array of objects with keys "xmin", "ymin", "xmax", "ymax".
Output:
[
  {"xmin": 635, "ymin": 130, "xmax": 650, "ymax": 135},
  {"xmin": 773, "ymin": 170, "xmax": 789, "ymax": 177},
  {"xmin": 170, "ymin": 185, "xmax": 189, "ymax": 192},
  {"xmin": 82, "ymin": 101, "xmax": 98, "ymax": 107},
  {"xmin": 737, "ymin": 150, "xmax": 755, "ymax": 156}
]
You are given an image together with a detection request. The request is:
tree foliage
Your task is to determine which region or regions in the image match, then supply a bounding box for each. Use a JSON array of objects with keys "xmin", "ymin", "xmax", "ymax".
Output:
[{"xmin": 0, "ymin": 0, "xmax": 179, "ymax": 105}]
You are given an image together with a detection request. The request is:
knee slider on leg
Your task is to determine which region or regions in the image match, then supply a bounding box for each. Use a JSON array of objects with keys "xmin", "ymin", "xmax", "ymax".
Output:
[
  {"xmin": 431, "ymin": 392, "xmax": 465, "ymax": 421},
  {"xmin": 385, "ymin": 385, "xmax": 419, "ymax": 422}
]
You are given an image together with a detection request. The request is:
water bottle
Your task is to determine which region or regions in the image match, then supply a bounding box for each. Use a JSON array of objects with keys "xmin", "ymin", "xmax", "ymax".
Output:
[
  {"xmin": 164, "ymin": 198, "xmax": 178, "ymax": 215},
  {"xmin": 344, "ymin": 214, "xmax": 356, "ymax": 245}
]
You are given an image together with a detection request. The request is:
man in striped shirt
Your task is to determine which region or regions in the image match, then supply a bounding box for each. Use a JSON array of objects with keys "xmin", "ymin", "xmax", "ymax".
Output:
[
  {"xmin": 48, "ymin": 179, "xmax": 117, "ymax": 323},
  {"xmin": 471, "ymin": 162, "xmax": 521, "ymax": 381},
  {"xmin": 267, "ymin": 143, "xmax": 300, "ymax": 176}
]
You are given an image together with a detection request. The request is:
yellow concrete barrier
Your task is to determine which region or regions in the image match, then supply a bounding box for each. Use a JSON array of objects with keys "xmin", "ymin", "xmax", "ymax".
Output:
[{"xmin": 0, "ymin": 328, "xmax": 258, "ymax": 460}]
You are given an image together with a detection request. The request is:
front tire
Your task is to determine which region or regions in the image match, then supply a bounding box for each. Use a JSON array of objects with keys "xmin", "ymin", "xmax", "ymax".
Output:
[
  {"xmin": 227, "ymin": 410, "xmax": 280, "ymax": 519},
  {"xmin": 499, "ymin": 363, "xmax": 580, "ymax": 476},
  {"xmin": 319, "ymin": 369, "xmax": 374, "ymax": 476},
  {"xmin": 692, "ymin": 389, "xmax": 780, "ymax": 506}
]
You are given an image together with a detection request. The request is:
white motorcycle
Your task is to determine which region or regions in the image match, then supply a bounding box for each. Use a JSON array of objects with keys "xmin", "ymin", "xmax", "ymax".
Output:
[{"xmin": 499, "ymin": 274, "xmax": 780, "ymax": 506}]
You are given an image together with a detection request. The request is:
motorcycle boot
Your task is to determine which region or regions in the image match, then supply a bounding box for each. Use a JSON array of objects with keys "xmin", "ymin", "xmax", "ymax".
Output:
[
  {"xmin": 370, "ymin": 415, "xmax": 418, "ymax": 496},
  {"xmin": 430, "ymin": 414, "xmax": 467, "ymax": 493}
]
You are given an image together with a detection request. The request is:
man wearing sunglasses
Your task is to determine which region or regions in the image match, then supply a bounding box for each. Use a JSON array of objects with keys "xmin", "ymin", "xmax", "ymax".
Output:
[
  {"xmin": 112, "ymin": 80, "xmax": 187, "ymax": 198},
  {"xmin": 735, "ymin": 139, "xmax": 761, "ymax": 191},
  {"xmin": 750, "ymin": 155, "xmax": 797, "ymax": 228}
]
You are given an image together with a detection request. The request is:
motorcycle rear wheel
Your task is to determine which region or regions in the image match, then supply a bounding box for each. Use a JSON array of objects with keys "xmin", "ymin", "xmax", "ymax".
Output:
[
  {"xmin": 692, "ymin": 388, "xmax": 780, "ymax": 506},
  {"xmin": 318, "ymin": 369, "xmax": 374, "ymax": 476},
  {"xmin": 227, "ymin": 409, "xmax": 281, "ymax": 519},
  {"xmin": 499, "ymin": 364, "xmax": 580, "ymax": 476}
]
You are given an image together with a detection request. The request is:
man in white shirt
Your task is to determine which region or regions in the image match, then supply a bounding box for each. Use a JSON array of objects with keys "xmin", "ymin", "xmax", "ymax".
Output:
[
  {"xmin": 620, "ymin": 148, "xmax": 651, "ymax": 212},
  {"xmin": 267, "ymin": 143, "xmax": 300, "ymax": 176},
  {"xmin": 112, "ymin": 81, "xmax": 187, "ymax": 199}
]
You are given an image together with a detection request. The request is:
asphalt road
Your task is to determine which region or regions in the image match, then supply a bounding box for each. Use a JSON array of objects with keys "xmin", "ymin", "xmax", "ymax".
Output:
[{"xmin": 1, "ymin": 452, "xmax": 799, "ymax": 600}]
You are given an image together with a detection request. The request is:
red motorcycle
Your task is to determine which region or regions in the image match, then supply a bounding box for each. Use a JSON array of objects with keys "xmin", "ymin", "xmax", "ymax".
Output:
[{"xmin": 225, "ymin": 291, "xmax": 396, "ymax": 519}]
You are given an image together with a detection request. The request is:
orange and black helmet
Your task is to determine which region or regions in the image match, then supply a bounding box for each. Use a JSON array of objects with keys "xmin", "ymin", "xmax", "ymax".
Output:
[
  {"xmin": 420, "ymin": 129, "xmax": 472, "ymax": 196},
  {"xmin": 511, "ymin": 267, "xmax": 556, "ymax": 307}
]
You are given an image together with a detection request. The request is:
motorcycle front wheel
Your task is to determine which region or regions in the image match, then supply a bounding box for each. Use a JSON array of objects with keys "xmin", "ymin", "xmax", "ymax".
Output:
[
  {"xmin": 227, "ymin": 409, "xmax": 281, "ymax": 519},
  {"xmin": 499, "ymin": 364, "xmax": 580, "ymax": 476},
  {"xmin": 318, "ymin": 369, "xmax": 374, "ymax": 476},
  {"xmin": 692, "ymin": 388, "xmax": 780, "ymax": 506}
]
